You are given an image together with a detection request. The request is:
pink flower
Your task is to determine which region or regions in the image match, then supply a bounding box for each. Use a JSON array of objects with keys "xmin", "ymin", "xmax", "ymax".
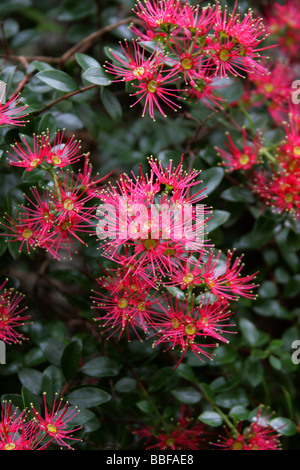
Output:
[
  {"xmin": 42, "ymin": 211, "xmax": 94, "ymax": 260},
  {"xmin": 1, "ymin": 209, "xmax": 42, "ymax": 254},
  {"xmin": 77, "ymin": 155, "xmax": 113, "ymax": 198},
  {"xmin": 215, "ymin": 407, "xmax": 282, "ymax": 450},
  {"xmin": 148, "ymin": 155, "xmax": 201, "ymax": 191},
  {"xmin": 0, "ymin": 280, "xmax": 31, "ymax": 344},
  {"xmin": 0, "ymin": 400, "xmax": 28, "ymax": 435},
  {"xmin": 51, "ymin": 170, "xmax": 95, "ymax": 223},
  {"xmin": 151, "ymin": 295, "xmax": 223, "ymax": 368},
  {"xmin": 0, "ymin": 85, "xmax": 28, "ymax": 127},
  {"xmin": 187, "ymin": 70, "xmax": 225, "ymax": 110},
  {"xmin": 7, "ymin": 134, "xmax": 45, "ymax": 171},
  {"xmin": 129, "ymin": 67, "xmax": 182, "ymax": 121},
  {"xmin": 105, "ymin": 40, "xmax": 163, "ymax": 83},
  {"xmin": 43, "ymin": 129, "xmax": 84, "ymax": 168},
  {"xmin": 134, "ymin": 405, "xmax": 210, "ymax": 450},
  {"xmin": 31, "ymin": 393, "xmax": 81, "ymax": 450},
  {"xmin": 20, "ymin": 187, "xmax": 54, "ymax": 238},
  {"xmin": 216, "ymin": 128, "xmax": 262, "ymax": 171},
  {"xmin": 92, "ymin": 270, "xmax": 160, "ymax": 340},
  {"xmin": 133, "ymin": 0, "xmax": 186, "ymax": 30},
  {"xmin": 0, "ymin": 419, "xmax": 40, "ymax": 450},
  {"xmin": 206, "ymin": 2, "xmax": 273, "ymax": 78},
  {"xmin": 201, "ymin": 250, "xmax": 258, "ymax": 301}
]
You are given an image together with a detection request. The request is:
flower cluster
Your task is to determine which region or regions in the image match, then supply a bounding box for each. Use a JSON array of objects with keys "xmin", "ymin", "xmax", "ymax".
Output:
[
  {"xmin": 252, "ymin": 113, "xmax": 300, "ymax": 217},
  {"xmin": 215, "ymin": 407, "xmax": 281, "ymax": 450},
  {"xmin": 133, "ymin": 405, "xmax": 210, "ymax": 450},
  {"xmin": 104, "ymin": 0, "xmax": 272, "ymax": 120},
  {"xmin": 0, "ymin": 394, "xmax": 81, "ymax": 450},
  {"xmin": 215, "ymin": 0, "xmax": 300, "ymax": 219},
  {"xmin": 1, "ymin": 130, "xmax": 111, "ymax": 260},
  {"xmin": 93, "ymin": 157, "xmax": 258, "ymax": 367},
  {"xmin": 0, "ymin": 279, "xmax": 31, "ymax": 345},
  {"xmin": 0, "ymin": 84, "xmax": 28, "ymax": 127},
  {"xmin": 264, "ymin": 0, "xmax": 300, "ymax": 60}
]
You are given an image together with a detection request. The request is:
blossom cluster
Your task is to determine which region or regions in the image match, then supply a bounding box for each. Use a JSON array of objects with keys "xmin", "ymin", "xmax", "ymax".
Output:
[
  {"xmin": 0, "ymin": 84, "xmax": 28, "ymax": 127},
  {"xmin": 1, "ymin": 130, "xmax": 110, "ymax": 260},
  {"xmin": 215, "ymin": 407, "xmax": 281, "ymax": 450},
  {"xmin": 104, "ymin": 0, "xmax": 273, "ymax": 120},
  {"xmin": 0, "ymin": 279, "xmax": 31, "ymax": 345},
  {"xmin": 92, "ymin": 157, "xmax": 258, "ymax": 367},
  {"xmin": 0, "ymin": 394, "xmax": 81, "ymax": 450},
  {"xmin": 215, "ymin": 0, "xmax": 300, "ymax": 220},
  {"xmin": 133, "ymin": 405, "xmax": 209, "ymax": 450}
]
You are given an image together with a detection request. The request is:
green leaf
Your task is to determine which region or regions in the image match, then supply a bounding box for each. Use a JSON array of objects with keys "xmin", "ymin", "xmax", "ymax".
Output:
[
  {"xmin": 199, "ymin": 167, "xmax": 224, "ymax": 196},
  {"xmin": 82, "ymin": 67, "xmax": 110, "ymax": 86},
  {"xmin": 215, "ymin": 388, "xmax": 249, "ymax": 409},
  {"xmin": 136, "ymin": 400, "xmax": 155, "ymax": 413},
  {"xmin": 101, "ymin": 88, "xmax": 122, "ymax": 122},
  {"xmin": 198, "ymin": 383, "xmax": 216, "ymax": 403},
  {"xmin": 22, "ymin": 168, "xmax": 46, "ymax": 183},
  {"xmin": 104, "ymin": 46, "xmax": 127, "ymax": 63},
  {"xmin": 7, "ymin": 241, "xmax": 22, "ymax": 260},
  {"xmin": 0, "ymin": 238, "xmax": 7, "ymax": 257},
  {"xmin": 165, "ymin": 285, "xmax": 185, "ymax": 301},
  {"xmin": 206, "ymin": 210, "xmax": 230, "ymax": 233},
  {"xmin": 81, "ymin": 357, "xmax": 119, "ymax": 378},
  {"xmin": 61, "ymin": 340, "xmax": 82, "ymax": 381},
  {"xmin": 1, "ymin": 394, "xmax": 24, "ymax": 409},
  {"xmin": 18, "ymin": 368, "xmax": 42, "ymax": 395},
  {"xmin": 229, "ymin": 405, "xmax": 249, "ymax": 421},
  {"xmin": 239, "ymin": 318, "xmax": 270, "ymax": 347},
  {"xmin": 36, "ymin": 70, "xmax": 78, "ymax": 92},
  {"xmin": 41, "ymin": 365, "xmax": 63, "ymax": 406},
  {"xmin": 21, "ymin": 386, "xmax": 41, "ymax": 418},
  {"xmin": 40, "ymin": 338, "xmax": 66, "ymax": 366},
  {"xmin": 213, "ymin": 345, "xmax": 238, "ymax": 364},
  {"xmin": 284, "ymin": 275, "xmax": 300, "ymax": 298},
  {"xmin": 57, "ymin": 0, "xmax": 96, "ymax": 21},
  {"xmin": 76, "ymin": 53, "xmax": 100, "ymax": 70},
  {"xmin": 269, "ymin": 355, "xmax": 282, "ymax": 371},
  {"xmin": 67, "ymin": 387, "xmax": 111, "ymax": 408},
  {"xmin": 258, "ymin": 281, "xmax": 277, "ymax": 299},
  {"xmin": 269, "ymin": 417, "xmax": 298, "ymax": 436},
  {"xmin": 221, "ymin": 186, "xmax": 255, "ymax": 203},
  {"xmin": 244, "ymin": 356, "xmax": 263, "ymax": 387},
  {"xmin": 250, "ymin": 215, "xmax": 277, "ymax": 247},
  {"xmin": 198, "ymin": 410, "xmax": 222, "ymax": 427},
  {"xmin": 24, "ymin": 347, "xmax": 46, "ymax": 368},
  {"xmin": 115, "ymin": 378, "xmax": 137, "ymax": 393},
  {"xmin": 37, "ymin": 113, "xmax": 57, "ymax": 137},
  {"xmin": 175, "ymin": 363, "xmax": 198, "ymax": 383},
  {"xmin": 171, "ymin": 387, "xmax": 201, "ymax": 404}
]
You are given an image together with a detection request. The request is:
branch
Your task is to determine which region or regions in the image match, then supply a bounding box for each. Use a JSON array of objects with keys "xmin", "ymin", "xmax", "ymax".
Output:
[
  {"xmin": 59, "ymin": 17, "xmax": 138, "ymax": 64},
  {"xmin": 34, "ymin": 84, "xmax": 99, "ymax": 116},
  {"xmin": 0, "ymin": 17, "xmax": 139, "ymax": 66}
]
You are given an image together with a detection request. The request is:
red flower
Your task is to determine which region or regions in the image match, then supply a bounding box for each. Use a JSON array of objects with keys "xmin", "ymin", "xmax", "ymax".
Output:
[
  {"xmin": 43, "ymin": 129, "xmax": 84, "ymax": 168},
  {"xmin": 105, "ymin": 40, "xmax": 163, "ymax": 83},
  {"xmin": 7, "ymin": 134, "xmax": 45, "ymax": 171},
  {"xmin": 151, "ymin": 295, "xmax": 229, "ymax": 368},
  {"xmin": 129, "ymin": 67, "xmax": 182, "ymax": 121},
  {"xmin": 215, "ymin": 407, "xmax": 282, "ymax": 450},
  {"xmin": 0, "ymin": 85, "xmax": 28, "ymax": 127},
  {"xmin": 134, "ymin": 405, "xmax": 210, "ymax": 450},
  {"xmin": 201, "ymin": 250, "xmax": 258, "ymax": 301},
  {"xmin": 217, "ymin": 128, "xmax": 262, "ymax": 172},
  {"xmin": 0, "ymin": 280, "xmax": 31, "ymax": 344},
  {"xmin": 31, "ymin": 393, "xmax": 81, "ymax": 450}
]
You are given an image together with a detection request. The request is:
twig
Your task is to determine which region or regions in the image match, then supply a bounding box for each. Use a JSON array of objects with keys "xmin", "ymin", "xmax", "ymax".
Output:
[
  {"xmin": 34, "ymin": 84, "xmax": 99, "ymax": 115},
  {"xmin": 59, "ymin": 17, "xmax": 138, "ymax": 64}
]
